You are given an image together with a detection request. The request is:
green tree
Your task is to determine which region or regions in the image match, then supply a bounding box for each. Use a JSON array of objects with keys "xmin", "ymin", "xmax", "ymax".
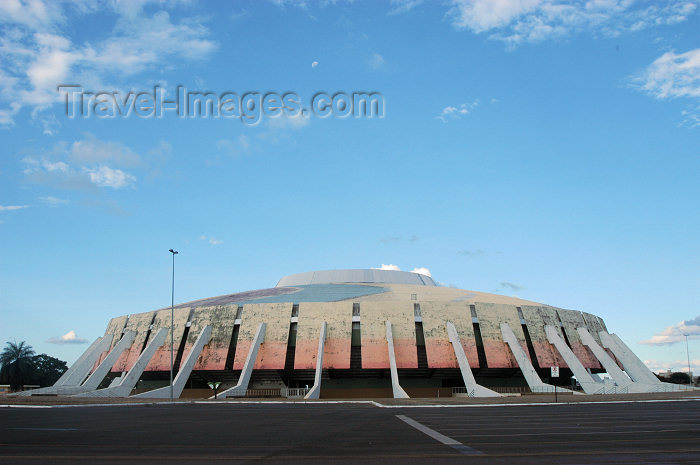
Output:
[
  {"xmin": 0, "ymin": 341, "xmax": 36, "ymax": 390},
  {"xmin": 669, "ymin": 372, "xmax": 691, "ymax": 384},
  {"xmin": 30, "ymin": 354, "xmax": 68, "ymax": 387}
]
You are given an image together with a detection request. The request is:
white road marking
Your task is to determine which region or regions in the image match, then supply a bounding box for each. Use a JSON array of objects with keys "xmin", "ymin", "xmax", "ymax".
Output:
[
  {"xmin": 0, "ymin": 397, "xmax": 698, "ymax": 409},
  {"xmin": 9, "ymin": 427, "xmax": 78, "ymax": 431},
  {"xmin": 437, "ymin": 429, "xmax": 689, "ymax": 437},
  {"xmin": 396, "ymin": 414, "xmax": 483, "ymax": 455}
]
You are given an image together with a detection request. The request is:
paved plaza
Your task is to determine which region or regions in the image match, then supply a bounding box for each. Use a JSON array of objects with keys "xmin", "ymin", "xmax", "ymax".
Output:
[{"xmin": 1, "ymin": 398, "xmax": 699, "ymax": 463}]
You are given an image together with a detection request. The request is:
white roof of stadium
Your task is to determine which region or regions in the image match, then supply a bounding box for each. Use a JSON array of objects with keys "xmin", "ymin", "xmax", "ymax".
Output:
[{"xmin": 276, "ymin": 269, "xmax": 437, "ymax": 287}]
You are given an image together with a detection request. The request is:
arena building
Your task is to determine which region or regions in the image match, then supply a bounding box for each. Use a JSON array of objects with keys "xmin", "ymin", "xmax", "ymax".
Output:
[{"xmin": 19, "ymin": 269, "xmax": 689, "ymax": 398}]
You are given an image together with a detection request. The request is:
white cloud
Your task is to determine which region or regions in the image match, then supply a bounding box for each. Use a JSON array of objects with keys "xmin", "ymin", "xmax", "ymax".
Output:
[
  {"xmin": 373, "ymin": 264, "xmax": 431, "ymax": 276},
  {"xmin": 437, "ymin": 101, "xmax": 479, "ymax": 122},
  {"xmin": 369, "ymin": 52, "xmax": 386, "ymax": 70},
  {"xmin": 21, "ymin": 135, "xmax": 147, "ymax": 190},
  {"xmin": 680, "ymin": 105, "xmax": 700, "ymax": 127},
  {"xmin": 84, "ymin": 11, "xmax": 217, "ymax": 74},
  {"xmin": 42, "ymin": 159, "xmax": 69, "ymax": 172},
  {"xmin": 410, "ymin": 267, "xmax": 432, "ymax": 277},
  {"xmin": 389, "ymin": 0, "xmax": 424, "ymax": 15},
  {"xmin": 311, "ymin": 60, "xmax": 319, "ymax": 68},
  {"xmin": 47, "ymin": 330, "xmax": 89, "ymax": 345},
  {"xmin": 109, "ymin": 0, "xmax": 159, "ymax": 20},
  {"xmin": 266, "ymin": 112, "xmax": 311, "ymax": 130},
  {"xmin": 217, "ymin": 135, "xmax": 252, "ymax": 158},
  {"xmin": 0, "ymin": 107, "xmax": 19, "ymax": 126},
  {"xmin": 634, "ymin": 48, "xmax": 700, "ymax": 100},
  {"xmin": 147, "ymin": 139, "xmax": 172, "ymax": 161},
  {"xmin": 39, "ymin": 112, "xmax": 59, "ymax": 135},
  {"xmin": 447, "ymin": 0, "xmax": 698, "ymax": 46},
  {"xmin": 639, "ymin": 315, "xmax": 700, "ymax": 345},
  {"xmin": 0, "ymin": 204, "xmax": 29, "ymax": 211},
  {"xmin": 199, "ymin": 235, "xmax": 223, "ymax": 245},
  {"xmin": 450, "ymin": 0, "xmax": 542, "ymax": 33},
  {"xmin": 84, "ymin": 165, "xmax": 135, "ymax": 189},
  {"xmin": 39, "ymin": 195, "xmax": 69, "ymax": 206},
  {"xmin": 268, "ymin": 0, "xmax": 310, "ymax": 9},
  {"xmin": 0, "ymin": 0, "xmax": 65, "ymax": 31},
  {"xmin": 438, "ymin": 105, "xmax": 468, "ymax": 120},
  {"xmin": 24, "ymin": 155, "xmax": 135, "ymax": 189},
  {"xmin": 0, "ymin": 1, "xmax": 217, "ymax": 126},
  {"xmin": 19, "ymin": 32, "xmax": 78, "ymax": 106},
  {"xmin": 644, "ymin": 358, "xmax": 700, "ymax": 374},
  {"xmin": 214, "ymin": 115, "xmax": 309, "ymax": 164},
  {"xmin": 375, "ymin": 263, "xmax": 401, "ymax": 271},
  {"xmin": 23, "ymin": 156, "xmax": 93, "ymax": 190},
  {"xmin": 69, "ymin": 134, "xmax": 141, "ymax": 167},
  {"xmin": 230, "ymin": 9, "xmax": 251, "ymax": 21}
]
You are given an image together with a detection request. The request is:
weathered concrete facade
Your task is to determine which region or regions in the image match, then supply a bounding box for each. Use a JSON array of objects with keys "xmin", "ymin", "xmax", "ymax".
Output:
[
  {"xmin": 91, "ymin": 285, "xmax": 628, "ymax": 376},
  {"xmin": 295, "ymin": 302, "xmax": 352, "ymax": 369},
  {"xmin": 30, "ymin": 269, "xmax": 679, "ymax": 399},
  {"xmin": 474, "ymin": 303, "xmax": 523, "ymax": 369},
  {"xmin": 113, "ymin": 312, "xmax": 154, "ymax": 373},
  {"xmin": 360, "ymin": 301, "xmax": 417, "ymax": 369},
  {"xmin": 558, "ymin": 310, "xmax": 601, "ymax": 369},
  {"xmin": 93, "ymin": 297, "xmax": 626, "ymax": 377},
  {"xmin": 146, "ymin": 307, "xmax": 190, "ymax": 371},
  {"xmin": 95, "ymin": 300, "xmax": 620, "ymax": 377},
  {"xmin": 421, "ymin": 302, "xmax": 478, "ymax": 369},
  {"xmin": 189, "ymin": 305, "xmax": 236, "ymax": 370},
  {"xmin": 234, "ymin": 303, "xmax": 291, "ymax": 370},
  {"xmin": 520, "ymin": 305, "xmax": 567, "ymax": 368}
]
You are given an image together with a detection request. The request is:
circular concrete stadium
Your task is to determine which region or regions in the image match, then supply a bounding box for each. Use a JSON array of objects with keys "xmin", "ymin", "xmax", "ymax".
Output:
[{"xmin": 21, "ymin": 269, "xmax": 686, "ymax": 399}]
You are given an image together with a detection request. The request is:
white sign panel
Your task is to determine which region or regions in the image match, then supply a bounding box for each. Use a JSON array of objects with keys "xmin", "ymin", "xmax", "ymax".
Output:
[{"xmin": 551, "ymin": 366, "xmax": 560, "ymax": 378}]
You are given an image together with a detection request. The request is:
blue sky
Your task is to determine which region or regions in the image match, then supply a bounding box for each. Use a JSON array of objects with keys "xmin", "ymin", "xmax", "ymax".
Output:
[{"xmin": 0, "ymin": 0, "xmax": 698, "ymax": 372}]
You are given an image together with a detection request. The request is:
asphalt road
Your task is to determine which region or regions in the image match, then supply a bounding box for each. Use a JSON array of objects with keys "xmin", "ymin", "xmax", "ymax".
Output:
[{"xmin": 1, "ymin": 399, "xmax": 699, "ymax": 464}]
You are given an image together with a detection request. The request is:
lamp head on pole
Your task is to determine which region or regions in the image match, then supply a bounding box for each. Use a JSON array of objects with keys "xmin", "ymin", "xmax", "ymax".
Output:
[{"xmin": 169, "ymin": 249, "xmax": 179, "ymax": 255}]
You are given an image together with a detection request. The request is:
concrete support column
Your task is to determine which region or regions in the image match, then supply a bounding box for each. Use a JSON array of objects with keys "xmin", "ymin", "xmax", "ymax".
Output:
[
  {"xmin": 53, "ymin": 337, "xmax": 106, "ymax": 387},
  {"xmin": 304, "ymin": 321, "xmax": 326, "ymax": 400},
  {"xmin": 386, "ymin": 321, "xmax": 409, "ymax": 398},
  {"xmin": 447, "ymin": 322, "xmax": 500, "ymax": 397},
  {"xmin": 219, "ymin": 322, "xmax": 266, "ymax": 398},
  {"xmin": 577, "ymin": 327, "xmax": 631, "ymax": 386},
  {"xmin": 134, "ymin": 325, "xmax": 213, "ymax": 399},
  {"xmin": 75, "ymin": 328, "xmax": 168, "ymax": 398},
  {"xmin": 501, "ymin": 322, "xmax": 563, "ymax": 393},
  {"xmin": 108, "ymin": 374, "xmax": 124, "ymax": 387},
  {"xmin": 82, "ymin": 331, "xmax": 137, "ymax": 390},
  {"xmin": 27, "ymin": 331, "xmax": 137, "ymax": 396},
  {"xmin": 62, "ymin": 335, "xmax": 114, "ymax": 386},
  {"xmin": 599, "ymin": 332, "xmax": 660, "ymax": 385},
  {"xmin": 15, "ymin": 335, "xmax": 116, "ymax": 396},
  {"xmin": 545, "ymin": 325, "xmax": 601, "ymax": 394}
]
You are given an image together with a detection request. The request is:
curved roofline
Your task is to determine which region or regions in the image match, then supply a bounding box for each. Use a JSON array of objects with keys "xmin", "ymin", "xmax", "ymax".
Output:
[{"xmin": 276, "ymin": 269, "xmax": 437, "ymax": 287}]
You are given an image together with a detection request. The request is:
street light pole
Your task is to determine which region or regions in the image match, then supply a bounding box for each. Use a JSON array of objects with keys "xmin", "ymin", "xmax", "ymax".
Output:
[
  {"xmin": 169, "ymin": 249, "xmax": 179, "ymax": 401},
  {"xmin": 685, "ymin": 334, "xmax": 692, "ymax": 388}
]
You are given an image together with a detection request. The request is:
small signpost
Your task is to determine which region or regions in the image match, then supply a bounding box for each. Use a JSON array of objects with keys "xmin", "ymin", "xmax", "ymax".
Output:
[
  {"xmin": 208, "ymin": 381, "xmax": 222, "ymax": 400},
  {"xmin": 551, "ymin": 366, "xmax": 560, "ymax": 403}
]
